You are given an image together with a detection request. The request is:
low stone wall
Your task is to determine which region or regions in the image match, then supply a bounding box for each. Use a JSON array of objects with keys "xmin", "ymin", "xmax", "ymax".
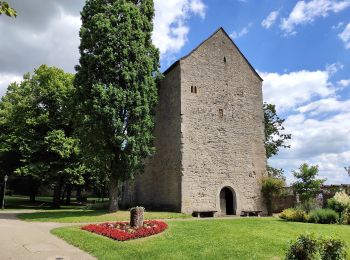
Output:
[
  {"xmin": 272, "ymin": 194, "xmax": 295, "ymax": 213},
  {"xmin": 271, "ymin": 185, "xmax": 350, "ymax": 213}
]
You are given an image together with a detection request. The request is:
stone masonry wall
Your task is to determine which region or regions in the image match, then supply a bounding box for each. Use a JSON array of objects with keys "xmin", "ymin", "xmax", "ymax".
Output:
[
  {"xmin": 179, "ymin": 29, "xmax": 267, "ymax": 215},
  {"xmin": 122, "ymin": 65, "xmax": 182, "ymax": 211}
]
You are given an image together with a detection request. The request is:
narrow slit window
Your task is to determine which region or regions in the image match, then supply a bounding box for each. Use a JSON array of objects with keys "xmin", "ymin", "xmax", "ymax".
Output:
[
  {"xmin": 219, "ymin": 109, "xmax": 224, "ymax": 118},
  {"xmin": 224, "ymin": 57, "xmax": 227, "ymax": 63},
  {"xmin": 191, "ymin": 86, "xmax": 194, "ymax": 93},
  {"xmin": 194, "ymin": 86, "xmax": 197, "ymax": 94}
]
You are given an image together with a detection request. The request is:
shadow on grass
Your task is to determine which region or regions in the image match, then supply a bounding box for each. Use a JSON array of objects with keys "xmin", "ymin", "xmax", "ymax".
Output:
[
  {"xmin": 3, "ymin": 195, "xmax": 102, "ymax": 210},
  {"xmin": 7, "ymin": 196, "xmax": 190, "ymax": 223},
  {"xmin": 17, "ymin": 209, "xmax": 108, "ymax": 221},
  {"xmin": 4, "ymin": 198, "xmax": 56, "ymax": 210},
  {"xmin": 17, "ymin": 208, "xmax": 191, "ymax": 223}
]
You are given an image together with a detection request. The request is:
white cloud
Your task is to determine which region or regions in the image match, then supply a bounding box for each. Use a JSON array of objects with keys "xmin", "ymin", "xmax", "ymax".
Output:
[
  {"xmin": 230, "ymin": 24, "xmax": 251, "ymax": 39},
  {"xmin": 339, "ymin": 22, "xmax": 350, "ymax": 49},
  {"xmin": 0, "ymin": 6, "xmax": 81, "ymax": 76},
  {"xmin": 152, "ymin": 0, "xmax": 207, "ymax": 57},
  {"xmin": 338, "ymin": 79, "xmax": 350, "ymax": 87},
  {"xmin": 0, "ymin": 0, "xmax": 206, "ymax": 98},
  {"xmin": 261, "ymin": 68, "xmax": 335, "ymax": 111},
  {"xmin": 0, "ymin": 73, "xmax": 22, "ymax": 97},
  {"xmin": 332, "ymin": 21, "xmax": 344, "ymax": 29},
  {"xmin": 271, "ymin": 111, "xmax": 350, "ymax": 184},
  {"xmin": 326, "ymin": 62, "xmax": 344, "ymax": 74},
  {"xmin": 298, "ymin": 97, "xmax": 350, "ymax": 115},
  {"xmin": 189, "ymin": 0, "xmax": 206, "ymax": 18},
  {"xmin": 261, "ymin": 10, "xmax": 279, "ymax": 29},
  {"xmin": 263, "ymin": 66, "xmax": 350, "ymax": 185},
  {"xmin": 280, "ymin": 0, "xmax": 350, "ymax": 35}
]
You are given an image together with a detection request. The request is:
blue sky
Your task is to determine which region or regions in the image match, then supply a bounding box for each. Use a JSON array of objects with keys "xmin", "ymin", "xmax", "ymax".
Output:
[
  {"xmin": 161, "ymin": 0, "xmax": 350, "ymax": 78},
  {"xmin": 0, "ymin": 0, "xmax": 350, "ymax": 184}
]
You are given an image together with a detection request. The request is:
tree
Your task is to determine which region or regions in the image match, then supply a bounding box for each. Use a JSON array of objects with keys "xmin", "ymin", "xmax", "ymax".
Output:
[
  {"xmin": 262, "ymin": 177, "xmax": 284, "ymax": 216},
  {"xmin": 264, "ymin": 103, "xmax": 291, "ymax": 159},
  {"xmin": 75, "ymin": 0, "xmax": 160, "ymax": 212},
  {"xmin": 266, "ymin": 165, "xmax": 286, "ymax": 181},
  {"xmin": 293, "ymin": 163, "xmax": 326, "ymax": 205},
  {"xmin": 264, "ymin": 103, "xmax": 291, "ymax": 182},
  {"xmin": 0, "ymin": 1, "xmax": 16, "ymax": 17},
  {"xmin": 0, "ymin": 65, "xmax": 84, "ymax": 207}
]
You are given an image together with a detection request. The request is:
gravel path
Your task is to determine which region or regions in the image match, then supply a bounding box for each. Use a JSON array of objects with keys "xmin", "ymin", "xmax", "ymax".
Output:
[{"xmin": 0, "ymin": 210, "xmax": 95, "ymax": 260}]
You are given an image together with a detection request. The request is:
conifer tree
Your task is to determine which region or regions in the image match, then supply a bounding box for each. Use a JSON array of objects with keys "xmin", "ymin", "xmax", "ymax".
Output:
[{"xmin": 75, "ymin": 0, "xmax": 160, "ymax": 212}]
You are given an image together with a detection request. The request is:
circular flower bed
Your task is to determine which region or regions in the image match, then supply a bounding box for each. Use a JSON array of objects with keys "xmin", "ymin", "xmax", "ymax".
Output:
[{"xmin": 81, "ymin": 220, "xmax": 168, "ymax": 241}]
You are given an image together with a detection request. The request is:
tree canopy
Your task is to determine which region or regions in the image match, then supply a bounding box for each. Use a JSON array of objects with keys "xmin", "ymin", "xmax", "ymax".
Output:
[
  {"xmin": 0, "ymin": 1, "xmax": 16, "ymax": 17},
  {"xmin": 75, "ymin": 0, "xmax": 160, "ymax": 212},
  {"xmin": 0, "ymin": 65, "xmax": 84, "ymax": 207},
  {"xmin": 264, "ymin": 103, "xmax": 291, "ymax": 180},
  {"xmin": 262, "ymin": 176, "xmax": 284, "ymax": 216},
  {"xmin": 264, "ymin": 103, "xmax": 291, "ymax": 159},
  {"xmin": 293, "ymin": 163, "xmax": 326, "ymax": 204}
]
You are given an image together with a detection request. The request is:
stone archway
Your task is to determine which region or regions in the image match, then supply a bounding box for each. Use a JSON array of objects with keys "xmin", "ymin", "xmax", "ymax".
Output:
[{"xmin": 219, "ymin": 187, "xmax": 236, "ymax": 215}]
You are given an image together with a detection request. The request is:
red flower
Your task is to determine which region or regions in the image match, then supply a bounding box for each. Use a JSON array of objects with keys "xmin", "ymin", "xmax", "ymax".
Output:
[{"xmin": 81, "ymin": 220, "xmax": 168, "ymax": 241}]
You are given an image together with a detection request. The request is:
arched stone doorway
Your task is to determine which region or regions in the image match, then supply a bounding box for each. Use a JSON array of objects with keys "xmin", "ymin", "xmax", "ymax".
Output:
[{"xmin": 220, "ymin": 187, "xmax": 236, "ymax": 215}]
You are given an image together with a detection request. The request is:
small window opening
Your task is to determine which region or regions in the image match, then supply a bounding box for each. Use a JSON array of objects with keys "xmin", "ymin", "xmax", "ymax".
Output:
[
  {"xmin": 191, "ymin": 86, "xmax": 197, "ymax": 94},
  {"xmin": 219, "ymin": 109, "xmax": 224, "ymax": 118},
  {"xmin": 224, "ymin": 57, "xmax": 227, "ymax": 63}
]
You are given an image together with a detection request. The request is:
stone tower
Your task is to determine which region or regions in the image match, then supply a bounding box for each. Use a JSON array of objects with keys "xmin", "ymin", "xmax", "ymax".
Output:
[{"xmin": 121, "ymin": 27, "xmax": 267, "ymax": 215}]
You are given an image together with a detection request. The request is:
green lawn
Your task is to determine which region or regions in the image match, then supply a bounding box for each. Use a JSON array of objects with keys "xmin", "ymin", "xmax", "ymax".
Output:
[
  {"xmin": 18, "ymin": 209, "xmax": 190, "ymax": 223},
  {"xmin": 3, "ymin": 195, "xmax": 189, "ymax": 222},
  {"xmin": 1, "ymin": 195, "xmax": 100, "ymax": 210},
  {"xmin": 52, "ymin": 218, "xmax": 350, "ymax": 260}
]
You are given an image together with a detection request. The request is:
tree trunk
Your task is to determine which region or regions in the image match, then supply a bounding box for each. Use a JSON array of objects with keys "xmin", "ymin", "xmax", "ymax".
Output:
[
  {"xmin": 76, "ymin": 186, "xmax": 82, "ymax": 202},
  {"xmin": 266, "ymin": 197, "xmax": 273, "ymax": 216},
  {"xmin": 52, "ymin": 180, "xmax": 63, "ymax": 208},
  {"xmin": 29, "ymin": 177, "xmax": 38, "ymax": 202},
  {"xmin": 109, "ymin": 174, "xmax": 119, "ymax": 212},
  {"xmin": 61, "ymin": 185, "xmax": 67, "ymax": 203},
  {"xmin": 30, "ymin": 193, "xmax": 36, "ymax": 203},
  {"xmin": 130, "ymin": 207, "xmax": 144, "ymax": 228},
  {"xmin": 102, "ymin": 182, "xmax": 106, "ymax": 202},
  {"xmin": 65, "ymin": 185, "xmax": 72, "ymax": 205},
  {"xmin": 0, "ymin": 183, "xmax": 4, "ymax": 208}
]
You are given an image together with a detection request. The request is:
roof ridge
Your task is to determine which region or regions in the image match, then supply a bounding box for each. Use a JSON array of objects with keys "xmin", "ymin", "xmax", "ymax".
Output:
[{"xmin": 163, "ymin": 27, "xmax": 263, "ymax": 81}]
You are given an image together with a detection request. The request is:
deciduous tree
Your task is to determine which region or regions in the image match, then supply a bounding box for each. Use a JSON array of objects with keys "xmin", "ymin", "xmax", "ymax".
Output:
[
  {"xmin": 262, "ymin": 177, "xmax": 284, "ymax": 216},
  {"xmin": 0, "ymin": 65, "xmax": 84, "ymax": 207},
  {"xmin": 0, "ymin": 1, "xmax": 16, "ymax": 17},
  {"xmin": 264, "ymin": 103, "xmax": 291, "ymax": 180},
  {"xmin": 264, "ymin": 103, "xmax": 291, "ymax": 159},
  {"xmin": 75, "ymin": 0, "xmax": 160, "ymax": 212},
  {"xmin": 293, "ymin": 163, "xmax": 326, "ymax": 205}
]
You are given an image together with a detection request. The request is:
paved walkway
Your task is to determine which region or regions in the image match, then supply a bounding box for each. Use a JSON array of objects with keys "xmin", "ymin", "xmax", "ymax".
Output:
[{"xmin": 0, "ymin": 210, "xmax": 95, "ymax": 260}]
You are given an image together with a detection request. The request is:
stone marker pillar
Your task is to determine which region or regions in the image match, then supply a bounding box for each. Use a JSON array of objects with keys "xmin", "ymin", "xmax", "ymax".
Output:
[{"xmin": 130, "ymin": 206, "xmax": 144, "ymax": 228}]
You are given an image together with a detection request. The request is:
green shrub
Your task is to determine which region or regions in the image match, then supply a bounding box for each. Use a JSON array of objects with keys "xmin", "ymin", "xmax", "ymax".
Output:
[
  {"xmin": 320, "ymin": 237, "xmax": 347, "ymax": 260},
  {"xmin": 286, "ymin": 234, "xmax": 319, "ymax": 260},
  {"xmin": 280, "ymin": 208, "xmax": 306, "ymax": 222},
  {"xmin": 296, "ymin": 198, "xmax": 319, "ymax": 213},
  {"xmin": 338, "ymin": 209, "xmax": 350, "ymax": 225},
  {"xmin": 307, "ymin": 209, "xmax": 338, "ymax": 224},
  {"xmin": 328, "ymin": 191, "xmax": 350, "ymax": 213},
  {"xmin": 286, "ymin": 234, "xmax": 348, "ymax": 260},
  {"xmin": 262, "ymin": 177, "xmax": 285, "ymax": 216},
  {"xmin": 328, "ymin": 198, "xmax": 344, "ymax": 213}
]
